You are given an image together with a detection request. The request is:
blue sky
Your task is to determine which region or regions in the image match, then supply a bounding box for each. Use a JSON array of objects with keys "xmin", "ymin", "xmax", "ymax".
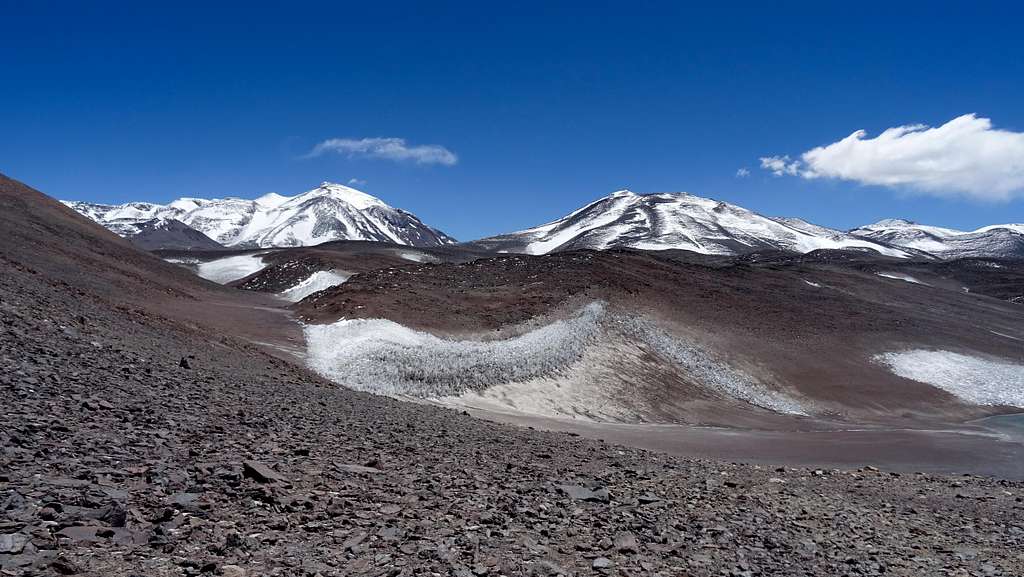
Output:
[{"xmin": 2, "ymin": 1, "xmax": 1022, "ymax": 240}]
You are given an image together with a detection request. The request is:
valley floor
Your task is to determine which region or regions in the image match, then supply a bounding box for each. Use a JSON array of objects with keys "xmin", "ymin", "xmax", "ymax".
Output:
[{"xmin": 459, "ymin": 407, "xmax": 1024, "ymax": 480}]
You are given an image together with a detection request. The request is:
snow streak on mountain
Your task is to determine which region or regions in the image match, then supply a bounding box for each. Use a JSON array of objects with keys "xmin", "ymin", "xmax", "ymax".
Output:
[
  {"xmin": 472, "ymin": 190, "xmax": 913, "ymax": 257},
  {"xmin": 64, "ymin": 183, "xmax": 456, "ymax": 248}
]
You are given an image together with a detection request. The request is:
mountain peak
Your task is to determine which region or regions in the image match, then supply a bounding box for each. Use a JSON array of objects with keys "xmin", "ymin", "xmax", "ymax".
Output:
[
  {"xmin": 869, "ymin": 218, "xmax": 916, "ymax": 228},
  {"xmin": 296, "ymin": 182, "xmax": 386, "ymax": 211},
  {"xmin": 608, "ymin": 189, "xmax": 639, "ymax": 199},
  {"xmin": 255, "ymin": 192, "xmax": 289, "ymax": 207}
]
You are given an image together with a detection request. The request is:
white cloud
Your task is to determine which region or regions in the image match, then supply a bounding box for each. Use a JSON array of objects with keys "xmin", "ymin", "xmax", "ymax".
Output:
[
  {"xmin": 761, "ymin": 114, "xmax": 1024, "ymax": 201},
  {"xmin": 307, "ymin": 137, "xmax": 458, "ymax": 166},
  {"xmin": 759, "ymin": 155, "xmax": 802, "ymax": 177},
  {"xmin": 735, "ymin": 167, "xmax": 750, "ymax": 178},
  {"xmin": 347, "ymin": 178, "xmax": 367, "ymax": 187}
]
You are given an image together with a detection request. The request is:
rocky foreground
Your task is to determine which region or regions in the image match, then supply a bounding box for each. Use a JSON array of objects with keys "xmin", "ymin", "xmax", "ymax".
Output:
[{"xmin": 2, "ymin": 255, "xmax": 1024, "ymax": 577}]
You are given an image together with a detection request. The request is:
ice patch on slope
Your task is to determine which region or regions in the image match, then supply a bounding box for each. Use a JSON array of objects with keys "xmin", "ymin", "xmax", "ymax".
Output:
[
  {"xmin": 613, "ymin": 316, "xmax": 807, "ymax": 415},
  {"xmin": 398, "ymin": 251, "xmax": 439, "ymax": 263},
  {"xmin": 437, "ymin": 340, "xmax": 649, "ymax": 421},
  {"xmin": 279, "ymin": 270, "xmax": 351, "ymax": 302},
  {"xmin": 195, "ymin": 254, "xmax": 266, "ymax": 284},
  {"xmin": 876, "ymin": 272, "xmax": 927, "ymax": 285},
  {"xmin": 876, "ymin": 350, "xmax": 1024, "ymax": 407},
  {"xmin": 164, "ymin": 256, "xmax": 201, "ymax": 265},
  {"xmin": 304, "ymin": 303, "xmax": 806, "ymax": 415},
  {"xmin": 306, "ymin": 303, "xmax": 605, "ymax": 397}
]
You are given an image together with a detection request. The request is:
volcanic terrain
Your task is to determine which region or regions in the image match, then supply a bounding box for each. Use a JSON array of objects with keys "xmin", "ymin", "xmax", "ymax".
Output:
[{"xmin": 3, "ymin": 173, "xmax": 1024, "ymax": 576}]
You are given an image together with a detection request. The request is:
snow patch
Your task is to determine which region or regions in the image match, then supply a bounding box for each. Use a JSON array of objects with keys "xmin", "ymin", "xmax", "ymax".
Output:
[
  {"xmin": 876, "ymin": 350, "xmax": 1024, "ymax": 407},
  {"xmin": 398, "ymin": 251, "xmax": 438, "ymax": 263},
  {"xmin": 164, "ymin": 256, "xmax": 201, "ymax": 265},
  {"xmin": 803, "ymin": 280, "xmax": 822, "ymax": 288},
  {"xmin": 305, "ymin": 303, "xmax": 606, "ymax": 398},
  {"xmin": 304, "ymin": 302, "xmax": 806, "ymax": 415},
  {"xmin": 195, "ymin": 254, "xmax": 266, "ymax": 284},
  {"xmin": 279, "ymin": 270, "xmax": 351, "ymax": 302},
  {"xmin": 436, "ymin": 340, "xmax": 644, "ymax": 422},
  {"xmin": 876, "ymin": 272, "xmax": 928, "ymax": 285}
]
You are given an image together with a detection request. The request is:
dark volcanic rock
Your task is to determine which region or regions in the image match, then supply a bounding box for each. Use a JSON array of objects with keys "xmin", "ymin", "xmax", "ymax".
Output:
[
  {"xmin": 128, "ymin": 218, "xmax": 223, "ymax": 251},
  {"xmin": 558, "ymin": 484, "xmax": 611, "ymax": 503},
  {"xmin": 242, "ymin": 461, "xmax": 287, "ymax": 484}
]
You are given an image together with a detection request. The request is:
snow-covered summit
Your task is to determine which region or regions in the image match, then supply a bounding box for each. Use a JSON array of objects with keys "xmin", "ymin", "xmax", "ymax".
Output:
[
  {"xmin": 64, "ymin": 182, "xmax": 456, "ymax": 249},
  {"xmin": 285, "ymin": 182, "xmax": 387, "ymax": 211},
  {"xmin": 254, "ymin": 192, "xmax": 289, "ymax": 207},
  {"xmin": 471, "ymin": 190, "xmax": 912, "ymax": 257}
]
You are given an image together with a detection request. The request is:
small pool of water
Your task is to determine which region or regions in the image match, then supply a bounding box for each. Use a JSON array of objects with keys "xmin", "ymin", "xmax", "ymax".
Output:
[{"xmin": 975, "ymin": 413, "xmax": 1024, "ymax": 440}]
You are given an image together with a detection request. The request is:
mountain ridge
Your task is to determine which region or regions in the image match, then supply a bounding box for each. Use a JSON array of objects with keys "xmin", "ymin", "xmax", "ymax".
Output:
[
  {"xmin": 64, "ymin": 182, "xmax": 456, "ymax": 249},
  {"xmin": 470, "ymin": 189, "xmax": 918, "ymax": 258},
  {"xmin": 850, "ymin": 218, "xmax": 1024, "ymax": 260},
  {"xmin": 65, "ymin": 185, "xmax": 1024, "ymax": 259}
]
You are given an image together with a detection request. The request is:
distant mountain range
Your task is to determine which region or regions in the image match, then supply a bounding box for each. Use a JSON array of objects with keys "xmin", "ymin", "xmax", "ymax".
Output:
[
  {"xmin": 65, "ymin": 185, "xmax": 1024, "ymax": 260},
  {"xmin": 849, "ymin": 219, "xmax": 1024, "ymax": 260},
  {"xmin": 64, "ymin": 182, "xmax": 456, "ymax": 250}
]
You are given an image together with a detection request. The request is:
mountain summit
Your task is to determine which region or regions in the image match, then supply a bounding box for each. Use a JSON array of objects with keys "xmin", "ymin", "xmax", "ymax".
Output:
[
  {"xmin": 470, "ymin": 190, "xmax": 913, "ymax": 257},
  {"xmin": 64, "ymin": 182, "xmax": 456, "ymax": 248}
]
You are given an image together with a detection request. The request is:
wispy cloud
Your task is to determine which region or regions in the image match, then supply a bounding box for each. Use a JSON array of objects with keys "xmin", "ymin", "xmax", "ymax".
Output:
[
  {"xmin": 735, "ymin": 167, "xmax": 751, "ymax": 178},
  {"xmin": 761, "ymin": 114, "xmax": 1024, "ymax": 201},
  {"xmin": 759, "ymin": 155, "xmax": 802, "ymax": 177},
  {"xmin": 347, "ymin": 178, "xmax": 367, "ymax": 187},
  {"xmin": 307, "ymin": 137, "xmax": 458, "ymax": 166}
]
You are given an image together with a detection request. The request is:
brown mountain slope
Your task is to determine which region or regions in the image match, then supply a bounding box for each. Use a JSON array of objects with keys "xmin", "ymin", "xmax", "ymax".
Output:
[
  {"xmin": 0, "ymin": 173, "xmax": 302, "ymax": 353},
  {"xmin": 0, "ymin": 173, "xmax": 211, "ymax": 299}
]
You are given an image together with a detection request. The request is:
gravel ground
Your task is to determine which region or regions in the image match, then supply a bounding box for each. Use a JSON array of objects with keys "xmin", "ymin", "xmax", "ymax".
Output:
[{"xmin": 3, "ymin": 258, "xmax": 1024, "ymax": 577}]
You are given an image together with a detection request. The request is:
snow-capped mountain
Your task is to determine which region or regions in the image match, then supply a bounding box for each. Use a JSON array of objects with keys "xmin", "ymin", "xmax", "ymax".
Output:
[
  {"xmin": 471, "ymin": 190, "xmax": 913, "ymax": 258},
  {"xmin": 64, "ymin": 183, "xmax": 456, "ymax": 248},
  {"xmin": 850, "ymin": 219, "xmax": 1024, "ymax": 260}
]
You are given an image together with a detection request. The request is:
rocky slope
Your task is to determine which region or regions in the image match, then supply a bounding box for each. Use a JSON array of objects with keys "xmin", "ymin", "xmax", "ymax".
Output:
[
  {"xmin": 126, "ymin": 218, "xmax": 223, "ymax": 250},
  {"xmin": 4, "ymin": 173, "xmax": 1024, "ymax": 576},
  {"xmin": 64, "ymin": 182, "xmax": 456, "ymax": 249},
  {"xmin": 6, "ymin": 263, "xmax": 1024, "ymax": 577},
  {"xmin": 851, "ymin": 219, "xmax": 1024, "ymax": 260}
]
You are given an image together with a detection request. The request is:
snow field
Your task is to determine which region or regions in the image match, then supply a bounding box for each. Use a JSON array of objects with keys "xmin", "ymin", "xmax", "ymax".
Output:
[
  {"xmin": 195, "ymin": 254, "xmax": 266, "ymax": 284},
  {"xmin": 875, "ymin": 350, "xmax": 1024, "ymax": 407},
  {"xmin": 305, "ymin": 303, "xmax": 605, "ymax": 398},
  {"xmin": 304, "ymin": 302, "xmax": 808, "ymax": 415}
]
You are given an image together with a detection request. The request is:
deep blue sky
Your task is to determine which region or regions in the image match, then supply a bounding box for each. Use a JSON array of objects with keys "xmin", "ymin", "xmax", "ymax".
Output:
[{"xmin": 2, "ymin": 1, "xmax": 1022, "ymax": 240}]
